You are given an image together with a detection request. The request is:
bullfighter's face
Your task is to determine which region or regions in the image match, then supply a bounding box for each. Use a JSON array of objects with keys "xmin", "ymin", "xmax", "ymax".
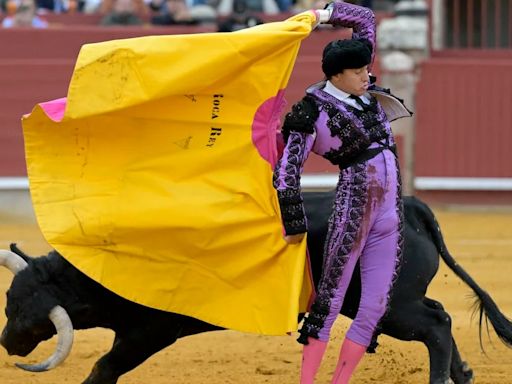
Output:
[
  {"xmin": 331, "ymin": 65, "xmax": 370, "ymax": 97},
  {"xmin": 1, "ymin": 273, "xmax": 56, "ymax": 357}
]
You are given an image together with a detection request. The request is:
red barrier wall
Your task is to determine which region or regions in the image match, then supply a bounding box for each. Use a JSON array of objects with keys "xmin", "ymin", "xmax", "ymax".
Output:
[
  {"xmin": 415, "ymin": 55, "xmax": 512, "ymax": 204},
  {"xmin": 0, "ymin": 59, "xmax": 74, "ymax": 176}
]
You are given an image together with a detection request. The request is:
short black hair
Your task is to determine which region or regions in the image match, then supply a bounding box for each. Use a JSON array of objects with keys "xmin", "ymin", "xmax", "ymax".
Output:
[{"xmin": 321, "ymin": 38, "xmax": 373, "ymax": 78}]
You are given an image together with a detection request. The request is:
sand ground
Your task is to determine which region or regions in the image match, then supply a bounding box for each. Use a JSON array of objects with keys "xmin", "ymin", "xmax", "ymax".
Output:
[{"xmin": 0, "ymin": 208, "xmax": 511, "ymax": 383}]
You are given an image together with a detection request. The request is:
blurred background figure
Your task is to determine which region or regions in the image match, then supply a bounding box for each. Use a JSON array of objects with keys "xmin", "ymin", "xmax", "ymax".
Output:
[
  {"xmin": 292, "ymin": 0, "xmax": 327, "ymax": 13},
  {"xmin": 2, "ymin": 0, "xmax": 48, "ymax": 27},
  {"xmin": 289, "ymin": 0, "xmax": 379, "ymax": 13},
  {"xmin": 35, "ymin": 0, "xmax": 69, "ymax": 13},
  {"xmin": 149, "ymin": 0, "xmax": 194, "ymax": 25},
  {"xmin": 149, "ymin": 0, "xmax": 216, "ymax": 25},
  {"xmin": 273, "ymin": 0, "xmax": 290, "ymax": 12},
  {"xmin": 0, "ymin": 0, "xmax": 20, "ymax": 15},
  {"xmin": 217, "ymin": 0, "xmax": 279, "ymax": 17},
  {"xmin": 352, "ymin": 0, "xmax": 374, "ymax": 8},
  {"xmin": 77, "ymin": 0, "xmax": 102, "ymax": 13},
  {"xmin": 100, "ymin": 0, "xmax": 146, "ymax": 25},
  {"xmin": 217, "ymin": 0, "xmax": 261, "ymax": 32}
]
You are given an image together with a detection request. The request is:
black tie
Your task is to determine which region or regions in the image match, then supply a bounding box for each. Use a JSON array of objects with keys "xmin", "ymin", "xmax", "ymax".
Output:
[{"xmin": 349, "ymin": 95, "xmax": 368, "ymax": 111}]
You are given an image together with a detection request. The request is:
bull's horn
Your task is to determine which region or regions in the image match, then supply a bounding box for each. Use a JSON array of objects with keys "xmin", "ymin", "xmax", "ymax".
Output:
[
  {"xmin": 15, "ymin": 305, "xmax": 74, "ymax": 372},
  {"xmin": 0, "ymin": 250, "xmax": 28, "ymax": 274}
]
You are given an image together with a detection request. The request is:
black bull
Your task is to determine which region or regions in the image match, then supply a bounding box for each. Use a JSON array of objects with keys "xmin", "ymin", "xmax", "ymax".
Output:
[{"xmin": 1, "ymin": 192, "xmax": 512, "ymax": 384}]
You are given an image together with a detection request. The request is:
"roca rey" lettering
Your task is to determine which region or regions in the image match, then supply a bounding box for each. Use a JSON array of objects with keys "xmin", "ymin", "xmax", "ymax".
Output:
[{"xmin": 207, "ymin": 94, "xmax": 223, "ymax": 147}]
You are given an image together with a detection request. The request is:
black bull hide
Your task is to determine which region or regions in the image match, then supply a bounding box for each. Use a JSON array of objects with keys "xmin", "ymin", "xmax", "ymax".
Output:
[{"xmin": 2, "ymin": 192, "xmax": 512, "ymax": 384}]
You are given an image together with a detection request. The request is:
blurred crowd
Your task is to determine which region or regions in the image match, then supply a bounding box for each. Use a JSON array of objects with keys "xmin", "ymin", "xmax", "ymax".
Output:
[{"xmin": 0, "ymin": 0, "xmax": 376, "ymax": 30}]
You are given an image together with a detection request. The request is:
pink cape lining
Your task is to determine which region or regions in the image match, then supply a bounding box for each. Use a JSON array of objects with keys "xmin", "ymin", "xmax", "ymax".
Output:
[
  {"xmin": 251, "ymin": 90, "xmax": 287, "ymax": 167},
  {"xmin": 38, "ymin": 97, "xmax": 67, "ymax": 122}
]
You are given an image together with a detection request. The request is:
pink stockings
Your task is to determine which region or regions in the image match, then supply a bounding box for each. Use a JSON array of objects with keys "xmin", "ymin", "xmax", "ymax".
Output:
[
  {"xmin": 331, "ymin": 338, "xmax": 366, "ymax": 384},
  {"xmin": 300, "ymin": 337, "xmax": 366, "ymax": 384},
  {"xmin": 300, "ymin": 337, "xmax": 328, "ymax": 384}
]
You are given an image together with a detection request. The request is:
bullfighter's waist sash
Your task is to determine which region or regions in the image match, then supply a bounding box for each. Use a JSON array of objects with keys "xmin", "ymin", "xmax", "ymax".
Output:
[{"xmin": 339, "ymin": 143, "xmax": 397, "ymax": 170}]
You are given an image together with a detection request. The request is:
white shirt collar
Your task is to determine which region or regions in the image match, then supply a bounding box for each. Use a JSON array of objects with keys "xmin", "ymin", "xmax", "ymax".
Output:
[
  {"xmin": 322, "ymin": 80, "xmax": 371, "ymax": 109},
  {"xmin": 323, "ymin": 80, "xmax": 352, "ymax": 102}
]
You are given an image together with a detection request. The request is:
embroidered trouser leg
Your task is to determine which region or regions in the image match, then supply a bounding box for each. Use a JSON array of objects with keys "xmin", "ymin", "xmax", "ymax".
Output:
[{"xmin": 299, "ymin": 151, "xmax": 403, "ymax": 346}]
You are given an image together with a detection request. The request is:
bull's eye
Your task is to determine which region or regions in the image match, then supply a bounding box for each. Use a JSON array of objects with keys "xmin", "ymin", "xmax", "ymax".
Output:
[{"xmin": 31, "ymin": 326, "xmax": 49, "ymax": 338}]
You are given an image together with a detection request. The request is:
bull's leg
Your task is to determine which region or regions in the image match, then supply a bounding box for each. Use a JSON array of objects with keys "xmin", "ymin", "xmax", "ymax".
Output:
[
  {"xmin": 82, "ymin": 324, "xmax": 182, "ymax": 384},
  {"xmin": 422, "ymin": 298, "xmax": 474, "ymax": 384},
  {"xmin": 449, "ymin": 337, "xmax": 474, "ymax": 384},
  {"xmin": 421, "ymin": 299, "xmax": 453, "ymax": 383},
  {"xmin": 380, "ymin": 299, "xmax": 453, "ymax": 384}
]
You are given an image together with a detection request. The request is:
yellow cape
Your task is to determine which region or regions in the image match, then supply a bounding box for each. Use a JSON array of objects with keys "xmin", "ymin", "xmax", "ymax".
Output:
[{"xmin": 22, "ymin": 12, "xmax": 317, "ymax": 335}]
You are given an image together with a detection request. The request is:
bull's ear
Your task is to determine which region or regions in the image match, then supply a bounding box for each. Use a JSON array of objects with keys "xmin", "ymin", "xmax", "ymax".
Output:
[{"xmin": 9, "ymin": 243, "xmax": 33, "ymax": 264}]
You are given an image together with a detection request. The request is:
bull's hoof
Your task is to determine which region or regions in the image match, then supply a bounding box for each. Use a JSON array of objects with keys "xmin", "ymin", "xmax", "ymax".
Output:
[
  {"xmin": 433, "ymin": 378, "xmax": 452, "ymax": 384},
  {"xmin": 449, "ymin": 361, "xmax": 475, "ymax": 384},
  {"xmin": 462, "ymin": 361, "xmax": 474, "ymax": 384}
]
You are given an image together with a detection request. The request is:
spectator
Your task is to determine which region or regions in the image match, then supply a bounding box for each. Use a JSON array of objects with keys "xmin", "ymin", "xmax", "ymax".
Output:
[
  {"xmin": 35, "ymin": 0, "xmax": 62, "ymax": 12},
  {"xmin": 0, "ymin": 0, "xmax": 18, "ymax": 14},
  {"xmin": 2, "ymin": 0, "xmax": 48, "ymax": 27},
  {"xmin": 341, "ymin": 0, "xmax": 373, "ymax": 8},
  {"xmin": 217, "ymin": 0, "xmax": 279, "ymax": 16},
  {"xmin": 77, "ymin": 0, "xmax": 102, "ymax": 13},
  {"xmin": 149, "ymin": 0, "xmax": 216, "ymax": 25},
  {"xmin": 273, "ymin": 0, "xmax": 289, "ymax": 12},
  {"xmin": 292, "ymin": 0, "xmax": 328, "ymax": 13},
  {"xmin": 35, "ymin": 0, "xmax": 83, "ymax": 13},
  {"xmin": 188, "ymin": 3, "xmax": 216, "ymax": 22},
  {"xmin": 100, "ymin": 0, "xmax": 146, "ymax": 25},
  {"xmin": 217, "ymin": 0, "xmax": 262, "ymax": 31},
  {"xmin": 149, "ymin": 0, "xmax": 195, "ymax": 25}
]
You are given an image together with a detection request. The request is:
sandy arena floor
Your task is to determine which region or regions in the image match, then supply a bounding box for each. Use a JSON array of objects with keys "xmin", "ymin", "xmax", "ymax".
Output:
[{"xmin": 0, "ymin": 208, "xmax": 511, "ymax": 383}]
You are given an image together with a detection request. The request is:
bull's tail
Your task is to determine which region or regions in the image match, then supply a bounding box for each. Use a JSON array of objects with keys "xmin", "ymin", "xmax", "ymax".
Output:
[{"xmin": 413, "ymin": 198, "xmax": 512, "ymax": 349}]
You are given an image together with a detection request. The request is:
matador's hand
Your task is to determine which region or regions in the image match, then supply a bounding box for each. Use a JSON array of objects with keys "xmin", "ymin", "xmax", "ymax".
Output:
[
  {"xmin": 312, "ymin": 6, "xmax": 333, "ymax": 26},
  {"xmin": 284, "ymin": 233, "xmax": 306, "ymax": 244}
]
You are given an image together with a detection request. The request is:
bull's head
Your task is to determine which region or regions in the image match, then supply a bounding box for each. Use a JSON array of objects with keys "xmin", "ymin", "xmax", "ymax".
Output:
[{"xmin": 0, "ymin": 249, "xmax": 74, "ymax": 372}]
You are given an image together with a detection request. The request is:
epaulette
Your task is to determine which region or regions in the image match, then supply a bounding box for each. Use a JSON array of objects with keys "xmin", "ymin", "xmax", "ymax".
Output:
[{"xmin": 281, "ymin": 95, "xmax": 319, "ymax": 142}]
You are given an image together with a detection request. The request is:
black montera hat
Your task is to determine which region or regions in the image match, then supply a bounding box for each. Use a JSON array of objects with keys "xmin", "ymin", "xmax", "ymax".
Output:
[{"xmin": 321, "ymin": 38, "xmax": 373, "ymax": 78}]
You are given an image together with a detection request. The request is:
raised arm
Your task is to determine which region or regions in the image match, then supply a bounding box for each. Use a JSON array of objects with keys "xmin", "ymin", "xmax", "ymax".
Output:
[{"xmin": 326, "ymin": 1, "xmax": 377, "ymax": 67}]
